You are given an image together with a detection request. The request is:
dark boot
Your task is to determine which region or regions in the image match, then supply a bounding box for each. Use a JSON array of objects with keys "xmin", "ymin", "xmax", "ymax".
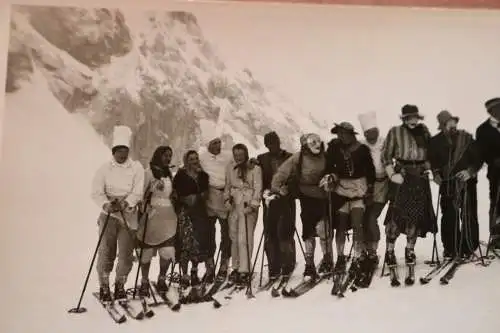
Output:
[
  {"xmin": 303, "ymin": 263, "xmax": 318, "ymax": 279},
  {"xmin": 99, "ymin": 284, "xmax": 112, "ymax": 302},
  {"xmin": 238, "ymin": 273, "xmax": 250, "ymax": 286},
  {"xmin": 334, "ymin": 255, "xmax": 347, "ymax": 273},
  {"xmin": 156, "ymin": 277, "xmax": 168, "ymax": 293},
  {"xmin": 190, "ymin": 269, "xmax": 200, "ymax": 286},
  {"xmin": 405, "ymin": 248, "xmax": 416, "ymax": 265},
  {"xmin": 318, "ymin": 253, "xmax": 334, "ymax": 274},
  {"xmin": 114, "ymin": 282, "xmax": 127, "ymax": 300},
  {"xmin": 139, "ymin": 281, "xmax": 150, "ymax": 297},
  {"xmin": 228, "ymin": 270, "xmax": 239, "ymax": 283},
  {"xmin": 385, "ymin": 250, "xmax": 397, "ymax": 267}
]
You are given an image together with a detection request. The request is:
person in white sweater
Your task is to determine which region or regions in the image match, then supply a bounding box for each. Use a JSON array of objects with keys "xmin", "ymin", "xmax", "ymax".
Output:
[
  {"xmin": 198, "ymin": 137, "xmax": 233, "ymax": 280},
  {"xmin": 91, "ymin": 126, "xmax": 145, "ymax": 302}
]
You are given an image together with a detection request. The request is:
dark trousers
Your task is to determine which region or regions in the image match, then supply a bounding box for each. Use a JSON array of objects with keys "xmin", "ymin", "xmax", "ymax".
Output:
[
  {"xmin": 489, "ymin": 176, "xmax": 500, "ymax": 236},
  {"xmin": 208, "ymin": 216, "xmax": 231, "ymax": 261},
  {"xmin": 440, "ymin": 180, "xmax": 479, "ymax": 256},
  {"xmin": 263, "ymin": 196, "xmax": 296, "ymax": 276}
]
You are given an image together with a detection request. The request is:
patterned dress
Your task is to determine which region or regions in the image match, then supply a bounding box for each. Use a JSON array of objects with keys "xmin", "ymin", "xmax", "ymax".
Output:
[{"xmin": 172, "ymin": 168, "xmax": 210, "ymax": 264}]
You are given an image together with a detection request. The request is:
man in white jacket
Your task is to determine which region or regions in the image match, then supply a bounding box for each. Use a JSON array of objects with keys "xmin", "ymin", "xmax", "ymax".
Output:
[
  {"xmin": 199, "ymin": 137, "xmax": 233, "ymax": 279},
  {"xmin": 91, "ymin": 125, "xmax": 145, "ymax": 302}
]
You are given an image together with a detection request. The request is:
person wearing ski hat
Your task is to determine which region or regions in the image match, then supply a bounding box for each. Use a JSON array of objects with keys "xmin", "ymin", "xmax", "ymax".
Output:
[
  {"xmin": 91, "ymin": 125, "xmax": 145, "ymax": 302},
  {"xmin": 428, "ymin": 110, "xmax": 482, "ymax": 258},
  {"xmin": 322, "ymin": 121, "xmax": 376, "ymax": 289},
  {"xmin": 381, "ymin": 105, "xmax": 436, "ymax": 286},
  {"xmin": 357, "ymin": 112, "xmax": 388, "ymax": 271},
  {"xmin": 475, "ymin": 98, "xmax": 500, "ymax": 248},
  {"xmin": 271, "ymin": 132, "xmax": 330, "ymax": 279},
  {"xmin": 256, "ymin": 131, "xmax": 296, "ymax": 283},
  {"xmin": 199, "ymin": 136, "xmax": 233, "ymax": 280}
]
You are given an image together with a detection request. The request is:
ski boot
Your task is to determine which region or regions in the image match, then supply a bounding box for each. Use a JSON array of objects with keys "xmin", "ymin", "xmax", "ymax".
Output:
[
  {"xmin": 404, "ymin": 248, "xmax": 416, "ymax": 286},
  {"xmin": 331, "ymin": 255, "xmax": 347, "ymax": 295},
  {"xmin": 228, "ymin": 270, "xmax": 240, "ymax": 283},
  {"xmin": 156, "ymin": 277, "xmax": 168, "ymax": 293},
  {"xmin": 238, "ymin": 273, "xmax": 250, "ymax": 287},
  {"xmin": 179, "ymin": 274, "xmax": 190, "ymax": 288},
  {"xmin": 203, "ymin": 259, "xmax": 216, "ymax": 284},
  {"xmin": 303, "ymin": 262, "xmax": 319, "ymax": 280},
  {"xmin": 139, "ymin": 280, "xmax": 150, "ymax": 298},
  {"xmin": 385, "ymin": 250, "xmax": 400, "ymax": 287},
  {"xmin": 99, "ymin": 284, "xmax": 112, "ymax": 302},
  {"xmin": 352, "ymin": 252, "xmax": 368, "ymax": 289},
  {"xmin": 337, "ymin": 258, "xmax": 361, "ymax": 297},
  {"xmin": 114, "ymin": 282, "xmax": 127, "ymax": 300},
  {"xmin": 359, "ymin": 250, "xmax": 379, "ymax": 288},
  {"xmin": 318, "ymin": 254, "xmax": 334, "ymax": 275}
]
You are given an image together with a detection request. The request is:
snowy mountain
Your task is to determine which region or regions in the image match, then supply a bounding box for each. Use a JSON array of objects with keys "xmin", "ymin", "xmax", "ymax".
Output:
[{"xmin": 6, "ymin": 5, "xmax": 328, "ymax": 166}]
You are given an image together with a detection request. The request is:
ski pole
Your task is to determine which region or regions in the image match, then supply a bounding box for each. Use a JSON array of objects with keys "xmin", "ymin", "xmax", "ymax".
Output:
[
  {"xmin": 68, "ymin": 211, "xmax": 111, "ymax": 314},
  {"xmin": 132, "ymin": 190, "xmax": 153, "ymax": 299},
  {"xmin": 426, "ymin": 190, "xmax": 441, "ymax": 266},
  {"xmin": 243, "ymin": 202, "xmax": 255, "ymax": 298}
]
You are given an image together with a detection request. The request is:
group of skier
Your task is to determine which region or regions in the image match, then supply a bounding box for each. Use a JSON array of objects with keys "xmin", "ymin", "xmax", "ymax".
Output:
[{"xmin": 90, "ymin": 97, "xmax": 500, "ymax": 304}]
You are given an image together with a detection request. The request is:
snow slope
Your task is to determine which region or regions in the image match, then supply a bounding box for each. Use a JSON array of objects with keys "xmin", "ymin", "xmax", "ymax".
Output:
[{"xmin": 1, "ymin": 73, "xmax": 499, "ymax": 333}]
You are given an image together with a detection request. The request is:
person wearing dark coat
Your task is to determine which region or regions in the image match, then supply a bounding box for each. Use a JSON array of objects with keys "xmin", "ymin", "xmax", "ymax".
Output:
[
  {"xmin": 474, "ymin": 98, "xmax": 500, "ymax": 248},
  {"xmin": 255, "ymin": 132, "xmax": 296, "ymax": 282},
  {"xmin": 428, "ymin": 110, "xmax": 482, "ymax": 259}
]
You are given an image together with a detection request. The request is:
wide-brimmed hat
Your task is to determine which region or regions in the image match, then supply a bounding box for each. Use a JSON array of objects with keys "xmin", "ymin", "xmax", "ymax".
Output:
[
  {"xmin": 400, "ymin": 104, "xmax": 424, "ymax": 120},
  {"xmin": 485, "ymin": 97, "xmax": 500, "ymax": 114},
  {"xmin": 436, "ymin": 110, "xmax": 459, "ymax": 130},
  {"xmin": 330, "ymin": 121, "xmax": 358, "ymax": 135}
]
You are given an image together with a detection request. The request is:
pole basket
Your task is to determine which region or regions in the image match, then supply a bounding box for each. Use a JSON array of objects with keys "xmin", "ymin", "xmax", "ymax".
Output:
[{"xmin": 68, "ymin": 307, "xmax": 87, "ymax": 314}]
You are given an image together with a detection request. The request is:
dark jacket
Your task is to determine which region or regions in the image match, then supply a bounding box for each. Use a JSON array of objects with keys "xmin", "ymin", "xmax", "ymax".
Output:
[
  {"xmin": 475, "ymin": 120, "xmax": 500, "ymax": 180},
  {"xmin": 428, "ymin": 129, "xmax": 482, "ymax": 182},
  {"xmin": 257, "ymin": 149, "xmax": 292, "ymax": 191},
  {"xmin": 325, "ymin": 139, "xmax": 376, "ymax": 188}
]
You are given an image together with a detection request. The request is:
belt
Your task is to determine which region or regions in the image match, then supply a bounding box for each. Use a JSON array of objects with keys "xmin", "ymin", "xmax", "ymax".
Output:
[{"xmin": 396, "ymin": 159, "xmax": 426, "ymax": 166}]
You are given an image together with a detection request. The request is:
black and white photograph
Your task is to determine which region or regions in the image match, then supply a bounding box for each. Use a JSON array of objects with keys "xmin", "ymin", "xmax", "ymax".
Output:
[{"xmin": 1, "ymin": 0, "xmax": 500, "ymax": 332}]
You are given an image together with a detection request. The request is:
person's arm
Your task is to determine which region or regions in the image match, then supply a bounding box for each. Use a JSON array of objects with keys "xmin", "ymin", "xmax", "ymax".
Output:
[
  {"xmin": 124, "ymin": 162, "xmax": 145, "ymax": 208},
  {"xmin": 271, "ymin": 153, "xmax": 298, "ymax": 195},
  {"xmin": 362, "ymin": 145, "xmax": 376, "ymax": 188},
  {"xmin": 91, "ymin": 164, "xmax": 109, "ymax": 209},
  {"xmin": 381, "ymin": 127, "xmax": 397, "ymax": 177},
  {"xmin": 250, "ymin": 165, "xmax": 263, "ymax": 209}
]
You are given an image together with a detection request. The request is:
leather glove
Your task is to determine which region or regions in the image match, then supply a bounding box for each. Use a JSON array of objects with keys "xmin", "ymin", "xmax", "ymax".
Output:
[
  {"xmin": 390, "ymin": 173, "xmax": 404, "ymax": 185},
  {"xmin": 433, "ymin": 173, "xmax": 442, "ymax": 186},
  {"xmin": 456, "ymin": 169, "xmax": 472, "ymax": 182},
  {"xmin": 319, "ymin": 174, "xmax": 337, "ymax": 192}
]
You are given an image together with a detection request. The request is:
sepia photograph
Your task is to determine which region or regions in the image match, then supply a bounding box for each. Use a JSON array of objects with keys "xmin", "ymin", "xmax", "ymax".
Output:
[{"xmin": 1, "ymin": 0, "xmax": 500, "ymax": 332}]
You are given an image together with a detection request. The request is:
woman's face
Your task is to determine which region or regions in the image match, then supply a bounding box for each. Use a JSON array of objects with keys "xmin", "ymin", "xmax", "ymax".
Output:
[
  {"xmin": 404, "ymin": 116, "xmax": 420, "ymax": 129},
  {"xmin": 233, "ymin": 148, "xmax": 247, "ymax": 164},
  {"xmin": 186, "ymin": 152, "xmax": 200, "ymax": 170},
  {"xmin": 161, "ymin": 149, "xmax": 172, "ymax": 166}
]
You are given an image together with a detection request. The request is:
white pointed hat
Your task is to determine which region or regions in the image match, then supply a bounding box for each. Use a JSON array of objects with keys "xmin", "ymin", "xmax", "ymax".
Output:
[
  {"xmin": 112, "ymin": 125, "xmax": 133, "ymax": 149},
  {"xmin": 358, "ymin": 111, "xmax": 378, "ymax": 132}
]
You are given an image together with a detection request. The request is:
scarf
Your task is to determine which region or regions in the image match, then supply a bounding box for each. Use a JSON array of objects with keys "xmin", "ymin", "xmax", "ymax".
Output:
[{"xmin": 404, "ymin": 124, "xmax": 428, "ymax": 148}]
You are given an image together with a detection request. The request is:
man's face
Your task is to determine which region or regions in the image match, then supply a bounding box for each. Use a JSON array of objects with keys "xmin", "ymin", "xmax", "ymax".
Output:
[
  {"xmin": 490, "ymin": 106, "xmax": 500, "ymax": 121},
  {"xmin": 364, "ymin": 128, "xmax": 379, "ymax": 144},
  {"xmin": 208, "ymin": 139, "xmax": 222, "ymax": 155},
  {"xmin": 338, "ymin": 130, "xmax": 355, "ymax": 145},
  {"xmin": 404, "ymin": 116, "xmax": 420, "ymax": 129},
  {"xmin": 113, "ymin": 147, "xmax": 129, "ymax": 164},
  {"xmin": 266, "ymin": 139, "xmax": 281, "ymax": 154},
  {"xmin": 444, "ymin": 119, "xmax": 458, "ymax": 134}
]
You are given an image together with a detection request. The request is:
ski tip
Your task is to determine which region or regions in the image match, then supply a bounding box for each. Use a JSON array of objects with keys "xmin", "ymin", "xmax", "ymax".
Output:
[
  {"xmin": 419, "ymin": 278, "xmax": 429, "ymax": 285},
  {"xmin": 117, "ymin": 316, "xmax": 127, "ymax": 324},
  {"xmin": 213, "ymin": 301, "xmax": 221, "ymax": 309}
]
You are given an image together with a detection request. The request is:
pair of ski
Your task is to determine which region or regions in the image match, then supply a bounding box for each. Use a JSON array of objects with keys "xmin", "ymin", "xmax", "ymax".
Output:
[
  {"xmin": 332, "ymin": 260, "xmax": 377, "ymax": 297},
  {"xmin": 256, "ymin": 274, "xmax": 291, "ymax": 298},
  {"xmin": 92, "ymin": 292, "xmax": 153, "ymax": 324},
  {"xmin": 384, "ymin": 261, "xmax": 416, "ymax": 287},
  {"xmin": 419, "ymin": 257, "xmax": 464, "ymax": 285},
  {"xmin": 212, "ymin": 280, "xmax": 248, "ymax": 308},
  {"xmin": 281, "ymin": 269, "xmax": 332, "ymax": 298}
]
